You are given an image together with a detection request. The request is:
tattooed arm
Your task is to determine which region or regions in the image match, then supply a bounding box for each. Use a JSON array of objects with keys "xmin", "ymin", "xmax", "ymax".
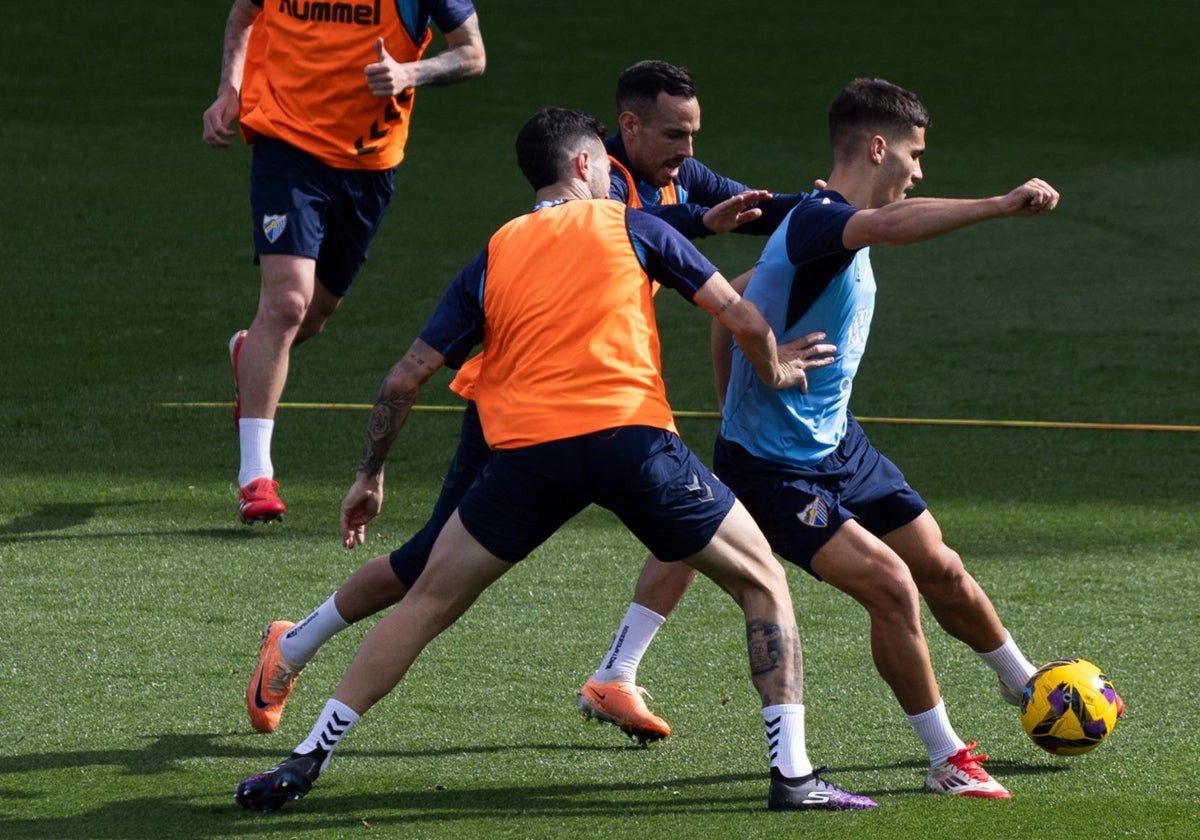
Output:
[
  {"xmin": 364, "ymin": 12, "xmax": 486, "ymax": 98},
  {"xmin": 341, "ymin": 339, "xmax": 446, "ymax": 548}
]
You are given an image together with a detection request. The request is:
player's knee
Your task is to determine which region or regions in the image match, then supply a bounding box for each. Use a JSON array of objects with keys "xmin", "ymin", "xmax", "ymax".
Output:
[
  {"xmin": 854, "ymin": 560, "xmax": 921, "ymax": 624},
  {"xmin": 749, "ymin": 551, "xmax": 789, "ymax": 593},
  {"xmin": 914, "ymin": 545, "xmax": 972, "ymax": 600},
  {"xmin": 257, "ymin": 290, "xmax": 309, "ymax": 332},
  {"xmin": 728, "ymin": 554, "xmax": 791, "ymax": 613}
]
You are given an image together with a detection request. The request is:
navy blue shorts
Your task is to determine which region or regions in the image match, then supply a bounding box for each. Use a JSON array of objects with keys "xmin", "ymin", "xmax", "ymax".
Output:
[
  {"xmin": 389, "ymin": 401, "xmax": 491, "ymax": 588},
  {"xmin": 249, "ymin": 137, "xmax": 396, "ymax": 297},
  {"xmin": 712, "ymin": 415, "xmax": 926, "ymax": 579},
  {"xmin": 458, "ymin": 426, "xmax": 737, "ymax": 563}
]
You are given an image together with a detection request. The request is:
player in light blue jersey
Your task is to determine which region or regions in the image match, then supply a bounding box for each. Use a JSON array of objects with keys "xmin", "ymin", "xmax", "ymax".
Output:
[
  {"xmin": 720, "ymin": 191, "xmax": 868, "ymax": 466},
  {"xmin": 596, "ymin": 77, "xmax": 1098, "ymax": 799}
]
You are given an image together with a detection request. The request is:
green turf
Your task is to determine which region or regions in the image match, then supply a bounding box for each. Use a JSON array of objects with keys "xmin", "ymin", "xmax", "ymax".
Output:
[{"xmin": 2, "ymin": 1, "xmax": 1198, "ymax": 837}]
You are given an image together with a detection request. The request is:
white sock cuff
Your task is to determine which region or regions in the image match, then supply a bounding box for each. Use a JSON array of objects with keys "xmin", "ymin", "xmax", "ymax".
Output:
[
  {"xmin": 592, "ymin": 602, "xmax": 667, "ymax": 683},
  {"xmin": 278, "ymin": 594, "xmax": 353, "ymax": 665},
  {"xmin": 238, "ymin": 418, "xmax": 275, "ymax": 487},
  {"xmin": 905, "ymin": 698, "xmax": 965, "ymax": 764},
  {"xmin": 325, "ymin": 698, "xmax": 360, "ymax": 726},
  {"xmin": 626, "ymin": 601, "xmax": 667, "ymax": 627},
  {"xmin": 978, "ymin": 628, "xmax": 1037, "ymax": 689}
]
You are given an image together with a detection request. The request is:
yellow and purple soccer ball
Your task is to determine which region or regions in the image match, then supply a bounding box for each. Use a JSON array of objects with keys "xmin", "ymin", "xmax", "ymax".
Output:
[{"xmin": 1019, "ymin": 658, "xmax": 1119, "ymax": 756}]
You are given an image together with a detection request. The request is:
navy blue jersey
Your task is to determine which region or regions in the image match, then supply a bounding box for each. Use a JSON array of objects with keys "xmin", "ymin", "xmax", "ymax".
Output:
[{"xmin": 604, "ymin": 134, "xmax": 804, "ymax": 239}]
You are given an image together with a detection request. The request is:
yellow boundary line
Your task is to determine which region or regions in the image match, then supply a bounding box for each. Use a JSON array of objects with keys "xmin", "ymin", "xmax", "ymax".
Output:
[{"xmin": 158, "ymin": 402, "xmax": 1200, "ymax": 433}]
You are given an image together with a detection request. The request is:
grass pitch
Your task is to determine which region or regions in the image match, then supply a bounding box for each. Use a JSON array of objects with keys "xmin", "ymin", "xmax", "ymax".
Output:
[{"xmin": 2, "ymin": 2, "xmax": 1198, "ymax": 838}]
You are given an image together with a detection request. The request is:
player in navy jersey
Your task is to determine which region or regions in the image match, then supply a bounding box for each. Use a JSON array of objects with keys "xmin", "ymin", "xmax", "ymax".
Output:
[
  {"xmin": 241, "ymin": 60, "xmax": 821, "ymax": 743},
  {"xmin": 576, "ymin": 59, "xmax": 815, "ymax": 738},
  {"xmin": 605, "ymin": 59, "xmax": 804, "ymax": 238},
  {"xmin": 593, "ymin": 77, "xmax": 1121, "ymax": 798},
  {"xmin": 234, "ymin": 106, "xmax": 872, "ymax": 814}
]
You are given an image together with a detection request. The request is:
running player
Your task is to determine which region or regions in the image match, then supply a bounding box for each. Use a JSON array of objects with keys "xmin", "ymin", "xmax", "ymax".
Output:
[{"xmin": 202, "ymin": 0, "xmax": 485, "ymax": 524}]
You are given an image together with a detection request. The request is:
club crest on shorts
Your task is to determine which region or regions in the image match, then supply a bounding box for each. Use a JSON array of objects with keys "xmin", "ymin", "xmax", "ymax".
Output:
[
  {"xmin": 262, "ymin": 214, "xmax": 288, "ymax": 244},
  {"xmin": 796, "ymin": 496, "xmax": 828, "ymax": 528}
]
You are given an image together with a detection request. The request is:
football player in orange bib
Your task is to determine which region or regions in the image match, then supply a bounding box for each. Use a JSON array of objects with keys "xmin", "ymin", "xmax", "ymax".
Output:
[{"xmin": 202, "ymin": 0, "xmax": 485, "ymax": 524}]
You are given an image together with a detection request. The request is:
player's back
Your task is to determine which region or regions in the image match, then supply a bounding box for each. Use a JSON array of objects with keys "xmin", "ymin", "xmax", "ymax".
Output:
[{"xmin": 474, "ymin": 199, "xmax": 676, "ymax": 449}]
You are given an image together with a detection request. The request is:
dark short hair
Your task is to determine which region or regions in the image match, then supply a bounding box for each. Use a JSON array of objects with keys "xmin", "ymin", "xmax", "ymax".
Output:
[
  {"xmin": 515, "ymin": 107, "xmax": 607, "ymax": 190},
  {"xmin": 616, "ymin": 60, "xmax": 697, "ymax": 115},
  {"xmin": 828, "ymin": 78, "xmax": 931, "ymax": 156}
]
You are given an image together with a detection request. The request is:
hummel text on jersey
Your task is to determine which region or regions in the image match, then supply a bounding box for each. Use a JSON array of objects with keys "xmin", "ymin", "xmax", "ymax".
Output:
[{"xmin": 277, "ymin": 0, "xmax": 381, "ymax": 26}]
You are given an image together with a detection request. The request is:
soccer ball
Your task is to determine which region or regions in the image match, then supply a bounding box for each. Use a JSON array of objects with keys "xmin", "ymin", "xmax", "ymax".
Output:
[{"xmin": 1019, "ymin": 658, "xmax": 1119, "ymax": 756}]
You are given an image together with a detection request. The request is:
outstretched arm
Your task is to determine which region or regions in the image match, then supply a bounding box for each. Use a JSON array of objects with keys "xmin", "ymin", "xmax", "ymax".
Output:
[
  {"xmin": 700, "ymin": 190, "xmax": 773, "ymax": 235},
  {"xmin": 364, "ymin": 12, "xmax": 486, "ymax": 97},
  {"xmin": 341, "ymin": 339, "xmax": 446, "ymax": 548},
  {"xmin": 201, "ymin": 0, "xmax": 261, "ymax": 148},
  {"xmin": 842, "ymin": 178, "xmax": 1060, "ymax": 250}
]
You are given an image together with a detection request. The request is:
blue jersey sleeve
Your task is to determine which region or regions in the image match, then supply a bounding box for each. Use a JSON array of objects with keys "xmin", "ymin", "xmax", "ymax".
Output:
[
  {"xmin": 736, "ymin": 192, "xmax": 808, "ymax": 237},
  {"xmin": 418, "ymin": 247, "xmax": 487, "ymax": 369},
  {"xmin": 770, "ymin": 192, "xmax": 860, "ymax": 326},
  {"xmin": 670, "ymin": 158, "xmax": 809, "ymax": 239},
  {"xmin": 675, "ymin": 157, "xmax": 752, "ymax": 206},
  {"xmin": 419, "ymin": 0, "xmax": 476, "ymax": 34},
  {"xmin": 784, "ymin": 191, "xmax": 858, "ymax": 265},
  {"xmin": 635, "ymin": 203, "xmax": 711, "ymax": 240},
  {"xmin": 625, "ymin": 210, "xmax": 718, "ymax": 302}
]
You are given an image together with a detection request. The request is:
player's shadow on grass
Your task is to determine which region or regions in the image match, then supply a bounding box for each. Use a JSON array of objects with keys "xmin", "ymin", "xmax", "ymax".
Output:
[
  {"xmin": 0, "ymin": 499, "xmax": 293, "ymax": 544},
  {"xmin": 0, "ymin": 732, "xmax": 1072, "ymax": 838},
  {"xmin": 0, "ymin": 502, "xmax": 141, "ymax": 539},
  {"xmin": 0, "ymin": 732, "xmax": 664, "ymax": 780}
]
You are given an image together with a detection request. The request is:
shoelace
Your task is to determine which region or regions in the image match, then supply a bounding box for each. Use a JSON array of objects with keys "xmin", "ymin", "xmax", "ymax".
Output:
[
  {"xmin": 946, "ymin": 741, "xmax": 991, "ymax": 781},
  {"xmin": 268, "ymin": 659, "xmax": 302, "ymax": 693}
]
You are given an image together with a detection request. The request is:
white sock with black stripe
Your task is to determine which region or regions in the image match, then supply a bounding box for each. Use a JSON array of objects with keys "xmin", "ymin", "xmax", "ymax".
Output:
[
  {"xmin": 763, "ymin": 703, "xmax": 813, "ymax": 778},
  {"xmin": 295, "ymin": 699, "xmax": 360, "ymax": 773},
  {"xmin": 279, "ymin": 594, "xmax": 352, "ymax": 666}
]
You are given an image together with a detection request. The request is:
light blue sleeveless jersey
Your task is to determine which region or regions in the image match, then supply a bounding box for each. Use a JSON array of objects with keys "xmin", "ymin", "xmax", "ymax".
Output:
[{"xmin": 720, "ymin": 191, "xmax": 873, "ymax": 467}]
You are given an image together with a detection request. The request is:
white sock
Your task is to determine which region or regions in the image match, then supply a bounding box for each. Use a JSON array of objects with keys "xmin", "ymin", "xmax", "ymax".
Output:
[
  {"xmin": 763, "ymin": 704, "xmax": 813, "ymax": 778},
  {"xmin": 238, "ymin": 418, "xmax": 275, "ymax": 487},
  {"xmin": 279, "ymin": 595, "xmax": 352, "ymax": 666},
  {"xmin": 906, "ymin": 699, "xmax": 966, "ymax": 765},
  {"xmin": 977, "ymin": 629, "xmax": 1037, "ymax": 695},
  {"xmin": 592, "ymin": 602, "xmax": 665, "ymax": 683},
  {"xmin": 295, "ymin": 699, "xmax": 360, "ymax": 772}
]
